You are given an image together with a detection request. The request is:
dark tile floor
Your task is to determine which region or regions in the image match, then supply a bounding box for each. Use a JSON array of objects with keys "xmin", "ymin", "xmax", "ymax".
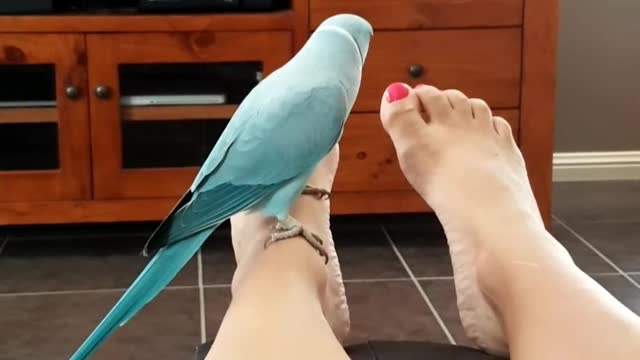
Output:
[{"xmin": 1, "ymin": 181, "xmax": 639, "ymax": 359}]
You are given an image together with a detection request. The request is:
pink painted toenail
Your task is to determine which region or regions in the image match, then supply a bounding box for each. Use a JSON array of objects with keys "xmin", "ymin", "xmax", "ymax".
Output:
[{"xmin": 385, "ymin": 83, "xmax": 409, "ymax": 103}]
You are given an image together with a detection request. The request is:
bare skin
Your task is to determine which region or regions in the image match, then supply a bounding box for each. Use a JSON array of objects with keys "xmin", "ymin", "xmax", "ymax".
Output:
[
  {"xmin": 205, "ymin": 147, "xmax": 350, "ymax": 360},
  {"xmin": 206, "ymin": 83, "xmax": 640, "ymax": 360},
  {"xmin": 380, "ymin": 82, "xmax": 640, "ymax": 360}
]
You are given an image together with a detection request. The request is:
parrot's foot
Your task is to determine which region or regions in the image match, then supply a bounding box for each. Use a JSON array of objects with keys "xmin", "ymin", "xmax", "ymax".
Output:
[
  {"xmin": 302, "ymin": 185, "xmax": 330, "ymax": 200},
  {"xmin": 266, "ymin": 216, "xmax": 329, "ymax": 264}
]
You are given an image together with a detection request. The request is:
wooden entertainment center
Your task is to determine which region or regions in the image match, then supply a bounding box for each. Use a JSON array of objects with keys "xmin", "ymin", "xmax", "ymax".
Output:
[{"xmin": 0, "ymin": 0, "xmax": 558, "ymax": 226}]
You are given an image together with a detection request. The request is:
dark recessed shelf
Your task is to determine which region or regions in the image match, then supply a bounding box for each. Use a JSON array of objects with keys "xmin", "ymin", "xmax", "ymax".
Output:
[{"xmin": 0, "ymin": 11, "xmax": 293, "ymax": 32}]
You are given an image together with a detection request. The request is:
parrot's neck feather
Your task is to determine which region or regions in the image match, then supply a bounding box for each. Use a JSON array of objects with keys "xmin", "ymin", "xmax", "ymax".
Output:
[{"xmin": 314, "ymin": 25, "xmax": 362, "ymax": 65}]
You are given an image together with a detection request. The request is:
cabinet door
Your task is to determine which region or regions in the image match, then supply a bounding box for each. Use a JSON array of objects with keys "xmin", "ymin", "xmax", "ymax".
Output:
[
  {"xmin": 86, "ymin": 32, "xmax": 292, "ymax": 200},
  {"xmin": 0, "ymin": 34, "xmax": 91, "ymax": 202}
]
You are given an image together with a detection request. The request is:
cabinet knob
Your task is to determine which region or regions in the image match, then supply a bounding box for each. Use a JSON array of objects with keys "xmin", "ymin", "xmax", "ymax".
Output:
[
  {"xmin": 64, "ymin": 86, "xmax": 80, "ymax": 100},
  {"xmin": 408, "ymin": 64, "xmax": 425, "ymax": 79},
  {"xmin": 95, "ymin": 85, "xmax": 111, "ymax": 99}
]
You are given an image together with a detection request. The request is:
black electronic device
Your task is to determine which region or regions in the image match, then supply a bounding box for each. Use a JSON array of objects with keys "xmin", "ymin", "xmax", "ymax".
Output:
[
  {"xmin": 0, "ymin": 0, "xmax": 285, "ymax": 14},
  {"xmin": 138, "ymin": 0, "xmax": 281, "ymax": 12},
  {"xmin": 0, "ymin": 0, "xmax": 53, "ymax": 14},
  {"xmin": 139, "ymin": 0, "xmax": 240, "ymax": 12}
]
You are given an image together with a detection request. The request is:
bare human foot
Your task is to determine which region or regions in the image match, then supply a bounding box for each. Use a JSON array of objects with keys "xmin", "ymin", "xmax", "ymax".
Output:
[
  {"xmin": 229, "ymin": 146, "xmax": 350, "ymax": 343},
  {"xmin": 379, "ymin": 83, "xmax": 573, "ymax": 355}
]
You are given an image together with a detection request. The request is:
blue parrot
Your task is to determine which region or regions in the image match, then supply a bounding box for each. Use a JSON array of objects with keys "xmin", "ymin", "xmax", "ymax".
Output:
[{"xmin": 70, "ymin": 13, "xmax": 373, "ymax": 359}]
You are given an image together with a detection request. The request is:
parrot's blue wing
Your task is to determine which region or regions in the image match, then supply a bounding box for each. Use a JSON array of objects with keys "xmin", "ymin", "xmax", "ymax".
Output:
[
  {"xmin": 145, "ymin": 83, "xmax": 349, "ymax": 251},
  {"xmin": 157, "ymin": 183, "xmax": 279, "ymax": 244},
  {"xmin": 198, "ymin": 84, "xmax": 350, "ymax": 188},
  {"xmin": 71, "ymin": 83, "xmax": 349, "ymax": 360}
]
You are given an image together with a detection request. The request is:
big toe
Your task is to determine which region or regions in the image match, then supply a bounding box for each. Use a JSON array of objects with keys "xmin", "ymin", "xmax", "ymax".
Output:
[{"xmin": 380, "ymin": 82, "xmax": 428, "ymax": 152}]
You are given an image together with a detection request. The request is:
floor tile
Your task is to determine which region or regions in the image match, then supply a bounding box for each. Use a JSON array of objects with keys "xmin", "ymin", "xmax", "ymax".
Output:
[
  {"xmin": 551, "ymin": 221, "xmax": 614, "ymax": 274},
  {"xmin": 553, "ymin": 181, "xmax": 640, "ymax": 224},
  {"xmin": 204, "ymin": 287, "xmax": 233, "ymax": 341},
  {"xmin": 0, "ymin": 237, "xmax": 198, "ymax": 293},
  {"xmin": 332, "ymin": 223, "xmax": 408, "ymax": 280},
  {"xmin": 0, "ymin": 288, "xmax": 200, "ymax": 360},
  {"xmin": 568, "ymin": 221, "xmax": 640, "ymax": 272},
  {"xmin": 593, "ymin": 275, "xmax": 640, "ymax": 315},
  {"xmin": 201, "ymin": 225, "xmax": 236, "ymax": 286},
  {"xmin": 419, "ymin": 280, "xmax": 475, "ymax": 348},
  {"xmin": 384, "ymin": 215, "xmax": 453, "ymax": 277},
  {"xmin": 344, "ymin": 281, "xmax": 449, "ymax": 346}
]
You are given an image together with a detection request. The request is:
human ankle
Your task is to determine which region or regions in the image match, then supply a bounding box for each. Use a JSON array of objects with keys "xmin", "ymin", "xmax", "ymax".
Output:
[
  {"xmin": 233, "ymin": 239, "xmax": 328, "ymax": 298},
  {"xmin": 476, "ymin": 225, "xmax": 577, "ymax": 302}
]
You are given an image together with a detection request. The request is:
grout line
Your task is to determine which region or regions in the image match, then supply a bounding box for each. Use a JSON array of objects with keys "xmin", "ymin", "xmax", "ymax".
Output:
[
  {"xmin": 343, "ymin": 276, "xmax": 454, "ymax": 284},
  {"xmin": 344, "ymin": 277, "xmax": 411, "ymax": 284},
  {"xmin": 591, "ymin": 272, "xmax": 637, "ymax": 277},
  {"xmin": 415, "ymin": 276, "xmax": 455, "ymax": 281},
  {"xmin": 382, "ymin": 226, "xmax": 457, "ymax": 345},
  {"xmin": 553, "ymin": 215, "xmax": 640, "ymax": 289},
  {"xmin": 202, "ymin": 284, "xmax": 232, "ymax": 289},
  {"xmin": 0, "ymin": 284, "xmax": 202, "ymax": 298},
  {"xmin": 0, "ymin": 237, "xmax": 8, "ymax": 256},
  {"xmin": 0, "ymin": 278, "xmax": 460, "ymax": 298},
  {"xmin": 591, "ymin": 272, "xmax": 629, "ymax": 277},
  {"xmin": 0, "ymin": 287, "xmax": 129, "ymax": 297},
  {"xmin": 197, "ymin": 250, "xmax": 207, "ymax": 343}
]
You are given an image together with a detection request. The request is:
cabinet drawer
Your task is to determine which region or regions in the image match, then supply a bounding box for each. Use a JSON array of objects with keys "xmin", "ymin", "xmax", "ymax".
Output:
[
  {"xmin": 310, "ymin": 0, "xmax": 524, "ymax": 30},
  {"xmin": 334, "ymin": 114, "xmax": 409, "ymax": 192},
  {"xmin": 335, "ymin": 110, "xmax": 520, "ymax": 192},
  {"xmin": 354, "ymin": 29, "xmax": 522, "ymax": 112}
]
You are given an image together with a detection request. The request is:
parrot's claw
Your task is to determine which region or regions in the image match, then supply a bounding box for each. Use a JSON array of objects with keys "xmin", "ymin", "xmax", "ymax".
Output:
[
  {"xmin": 302, "ymin": 185, "xmax": 330, "ymax": 200},
  {"xmin": 265, "ymin": 216, "xmax": 329, "ymax": 264}
]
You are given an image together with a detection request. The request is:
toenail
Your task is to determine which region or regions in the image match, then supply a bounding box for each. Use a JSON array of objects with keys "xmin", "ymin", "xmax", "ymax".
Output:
[
  {"xmin": 415, "ymin": 84, "xmax": 426, "ymax": 89},
  {"xmin": 385, "ymin": 82, "xmax": 409, "ymax": 103}
]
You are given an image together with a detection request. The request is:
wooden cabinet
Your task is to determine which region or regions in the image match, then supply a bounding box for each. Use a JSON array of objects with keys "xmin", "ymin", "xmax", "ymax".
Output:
[
  {"xmin": 86, "ymin": 32, "xmax": 291, "ymax": 199},
  {"xmin": 0, "ymin": 34, "xmax": 91, "ymax": 203},
  {"xmin": 0, "ymin": 0, "xmax": 558, "ymax": 227}
]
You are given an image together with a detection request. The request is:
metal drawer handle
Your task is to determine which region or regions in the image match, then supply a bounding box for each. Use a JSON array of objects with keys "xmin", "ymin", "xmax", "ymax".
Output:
[
  {"xmin": 408, "ymin": 64, "xmax": 425, "ymax": 79},
  {"xmin": 95, "ymin": 85, "xmax": 112, "ymax": 100},
  {"xmin": 64, "ymin": 86, "xmax": 80, "ymax": 100}
]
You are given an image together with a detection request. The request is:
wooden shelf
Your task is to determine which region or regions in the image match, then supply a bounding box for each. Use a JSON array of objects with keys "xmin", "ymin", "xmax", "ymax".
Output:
[
  {"xmin": 0, "ymin": 0, "xmax": 557, "ymax": 227},
  {"xmin": 0, "ymin": 12, "xmax": 293, "ymax": 33},
  {"xmin": 0, "ymin": 107, "xmax": 58, "ymax": 124},
  {"xmin": 0, "ymin": 191, "xmax": 430, "ymax": 225},
  {"xmin": 121, "ymin": 104, "xmax": 238, "ymax": 121}
]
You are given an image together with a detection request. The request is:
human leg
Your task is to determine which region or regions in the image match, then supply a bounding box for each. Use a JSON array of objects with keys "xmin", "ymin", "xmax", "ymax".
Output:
[
  {"xmin": 379, "ymin": 82, "xmax": 640, "ymax": 360},
  {"xmin": 205, "ymin": 147, "xmax": 349, "ymax": 360}
]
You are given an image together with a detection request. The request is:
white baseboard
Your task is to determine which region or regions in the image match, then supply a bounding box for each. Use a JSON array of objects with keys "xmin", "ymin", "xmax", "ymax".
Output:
[{"xmin": 553, "ymin": 151, "xmax": 640, "ymax": 182}]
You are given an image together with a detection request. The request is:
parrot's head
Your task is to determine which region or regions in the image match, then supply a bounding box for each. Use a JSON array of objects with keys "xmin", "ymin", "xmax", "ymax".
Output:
[{"xmin": 316, "ymin": 14, "xmax": 374, "ymax": 65}]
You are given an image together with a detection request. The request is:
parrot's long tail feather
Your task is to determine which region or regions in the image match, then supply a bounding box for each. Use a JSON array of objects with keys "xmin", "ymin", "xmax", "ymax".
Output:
[{"xmin": 69, "ymin": 227, "xmax": 217, "ymax": 360}]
